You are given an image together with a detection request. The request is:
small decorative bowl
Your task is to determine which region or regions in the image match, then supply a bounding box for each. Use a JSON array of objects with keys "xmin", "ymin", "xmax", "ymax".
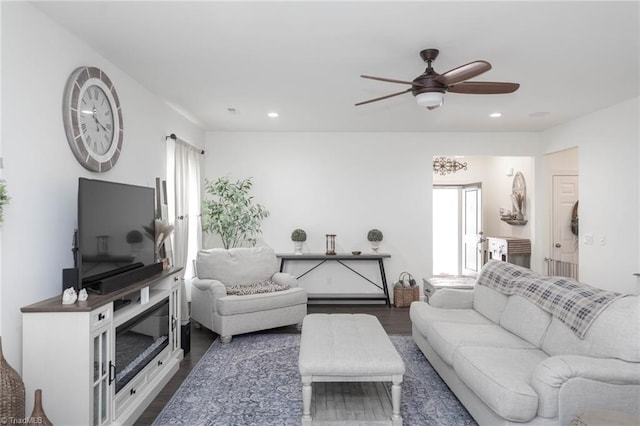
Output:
[{"xmin": 351, "ymin": 251, "xmax": 362, "ymax": 255}]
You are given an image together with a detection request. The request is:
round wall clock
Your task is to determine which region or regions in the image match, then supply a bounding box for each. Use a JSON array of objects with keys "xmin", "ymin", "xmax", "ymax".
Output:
[{"xmin": 62, "ymin": 66, "xmax": 123, "ymax": 172}]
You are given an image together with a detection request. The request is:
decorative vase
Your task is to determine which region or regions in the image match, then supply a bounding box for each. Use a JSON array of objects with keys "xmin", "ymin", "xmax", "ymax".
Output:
[
  {"xmin": 293, "ymin": 241, "xmax": 303, "ymax": 255},
  {"xmin": 370, "ymin": 241, "xmax": 380, "ymax": 253},
  {"xmin": 0, "ymin": 337, "xmax": 25, "ymax": 422},
  {"xmin": 28, "ymin": 389, "xmax": 53, "ymax": 426}
]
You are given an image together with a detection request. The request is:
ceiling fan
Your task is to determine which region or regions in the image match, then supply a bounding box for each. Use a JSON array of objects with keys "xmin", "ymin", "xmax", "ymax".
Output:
[{"xmin": 356, "ymin": 48, "xmax": 519, "ymax": 110}]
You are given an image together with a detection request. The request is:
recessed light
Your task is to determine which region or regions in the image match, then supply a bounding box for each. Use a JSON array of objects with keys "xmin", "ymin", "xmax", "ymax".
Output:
[
  {"xmin": 267, "ymin": 112, "xmax": 279, "ymax": 118},
  {"xmin": 489, "ymin": 112, "xmax": 502, "ymax": 118}
]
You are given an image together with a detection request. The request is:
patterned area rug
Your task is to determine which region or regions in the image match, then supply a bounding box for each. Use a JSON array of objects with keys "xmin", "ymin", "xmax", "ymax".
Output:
[{"xmin": 153, "ymin": 334, "xmax": 476, "ymax": 425}]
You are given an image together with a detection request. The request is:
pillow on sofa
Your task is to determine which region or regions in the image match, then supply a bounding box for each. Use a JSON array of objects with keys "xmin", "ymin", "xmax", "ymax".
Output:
[{"xmin": 226, "ymin": 280, "xmax": 290, "ymax": 296}]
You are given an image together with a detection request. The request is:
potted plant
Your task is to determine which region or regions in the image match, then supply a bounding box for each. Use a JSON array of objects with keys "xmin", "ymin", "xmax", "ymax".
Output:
[
  {"xmin": 367, "ymin": 228, "xmax": 383, "ymax": 253},
  {"xmin": 202, "ymin": 177, "xmax": 269, "ymax": 249},
  {"xmin": 0, "ymin": 179, "xmax": 9, "ymax": 224},
  {"xmin": 291, "ymin": 228, "xmax": 307, "ymax": 255}
]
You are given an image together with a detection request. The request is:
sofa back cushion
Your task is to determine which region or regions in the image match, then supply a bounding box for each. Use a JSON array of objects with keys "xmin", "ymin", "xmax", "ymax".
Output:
[
  {"xmin": 196, "ymin": 247, "xmax": 278, "ymax": 286},
  {"xmin": 541, "ymin": 296, "xmax": 640, "ymax": 362},
  {"xmin": 499, "ymin": 295, "xmax": 552, "ymax": 347},
  {"xmin": 473, "ymin": 284, "xmax": 508, "ymax": 323}
]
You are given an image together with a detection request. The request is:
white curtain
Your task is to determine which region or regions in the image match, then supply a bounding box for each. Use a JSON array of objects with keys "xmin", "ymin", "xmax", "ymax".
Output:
[{"xmin": 167, "ymin": 137, "xmax": 202, "ymax": 322}]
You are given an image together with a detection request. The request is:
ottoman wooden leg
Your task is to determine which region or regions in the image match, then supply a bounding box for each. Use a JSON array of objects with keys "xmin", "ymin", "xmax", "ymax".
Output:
[
  {"xmin": 301, "ymin": 377, "xmax": 312, "ymax": 425},
  {"xmin": 391, "ymin": 376, "xmax": 403, "ymax": 425}
]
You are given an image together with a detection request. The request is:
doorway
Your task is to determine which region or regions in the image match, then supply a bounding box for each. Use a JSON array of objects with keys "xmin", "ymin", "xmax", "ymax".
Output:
[
  {"xmin": 433, "ymin": 184, "xmax": 483, "ymax": 276},
  {"xmin": 546, "ymin": 147, "xmax": 579, "ymax": 279}
]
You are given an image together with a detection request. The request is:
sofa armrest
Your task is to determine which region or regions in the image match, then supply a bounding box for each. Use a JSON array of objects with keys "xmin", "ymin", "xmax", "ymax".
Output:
[
  {"xmin": 531, "ymin": 355, "xmax": 640, "ymax": 420},
  {"xmin": 271, "ymin": 272, "xmax": 299, "ymax": 288},
  {"xmin": 192, "ymin": 278, "xmax": 227, "ymax": 296},
  {"xmin": 429, "ymin": 289, "xmax": 474, "ymax": 309}
]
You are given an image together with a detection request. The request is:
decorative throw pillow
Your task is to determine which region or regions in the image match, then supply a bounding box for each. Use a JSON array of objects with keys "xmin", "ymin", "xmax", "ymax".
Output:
[{"xmin": 225, "ymin": 280, "xmax": 290, "ymax": 296}]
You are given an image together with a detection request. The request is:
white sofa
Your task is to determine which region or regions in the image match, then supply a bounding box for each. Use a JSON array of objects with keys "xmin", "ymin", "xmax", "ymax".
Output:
[
  {"xmin": 191, "ymin": 247, "xmax": 307, "ymax": 343},
  {"xmin": 410, "ymin": 260, "xmax": 640, "ymax": 426}
]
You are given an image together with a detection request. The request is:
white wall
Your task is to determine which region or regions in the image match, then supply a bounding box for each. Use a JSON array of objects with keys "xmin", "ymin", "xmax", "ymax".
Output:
[
  {"xmin": 540, "ymin": 98, "xmax": 639, "ymax": 293},
  {"xmin": 204, "ymin": 132, "xmax": 540, "ymax": 296},
  {"xmin": 0, "ymin": 3, "xmax": 204, "ymax": 369}
]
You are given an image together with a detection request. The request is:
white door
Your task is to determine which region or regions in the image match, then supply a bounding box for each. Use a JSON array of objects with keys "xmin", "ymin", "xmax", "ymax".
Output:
[
  {"xmin": 462, "ymin": 185, "xmax": 483, "ymax": 276},
  {"xmin": 552, "ymin": 175, "xmax": 579, "ymax": 264}
]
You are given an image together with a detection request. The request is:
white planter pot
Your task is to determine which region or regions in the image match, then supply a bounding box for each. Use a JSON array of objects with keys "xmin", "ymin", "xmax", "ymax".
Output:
[
  {"xmin": 293, "ymin": 241, "xmax": 304, "ymax": 255},
  {"xmin": 370, "ymin": 241, "xmax": 380, "ymax": 253}
]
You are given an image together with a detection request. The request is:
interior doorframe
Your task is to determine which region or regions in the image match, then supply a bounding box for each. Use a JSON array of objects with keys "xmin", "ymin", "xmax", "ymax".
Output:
[
  {"xmin": 543, "ymin": 145, "xmax": 579, "ymax": 276},
  {"xmin": 433, "ymin": 182, "xmax": 483, "ymax": 276},
  {"xmin": 462, "ymin": 183, "xmax": 483, "ymax": 276}
]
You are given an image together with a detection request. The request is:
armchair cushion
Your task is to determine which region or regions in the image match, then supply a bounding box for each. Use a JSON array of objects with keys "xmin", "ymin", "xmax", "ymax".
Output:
[
  {"xmin": 196, "ymin": 247, "xmax": 279, "ymax": 285},
  {"xmin": 217, "ymin": 287, "xmax": 307, "ymax": 315}
]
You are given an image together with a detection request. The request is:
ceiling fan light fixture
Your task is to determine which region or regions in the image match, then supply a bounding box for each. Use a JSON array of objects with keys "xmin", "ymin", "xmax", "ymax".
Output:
[{"xmin": 415, "ymin": 92, "xmax": 444, "ymax": 108}]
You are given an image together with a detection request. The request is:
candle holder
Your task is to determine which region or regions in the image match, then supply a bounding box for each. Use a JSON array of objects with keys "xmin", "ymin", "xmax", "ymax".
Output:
[{"xmin": 325, "ymin": 234, "xmax": 336, "ymax": 255}]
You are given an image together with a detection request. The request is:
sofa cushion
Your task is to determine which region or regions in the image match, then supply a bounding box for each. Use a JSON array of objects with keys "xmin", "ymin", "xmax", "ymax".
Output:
[
  {"xmin": 473, "ymin": 284, "xmax": 509, "ymax": 324},
  {"xmin": 217, "ymin": 287, "xmax": 307, "ymax": 315},
  {"xmin": 196, "ymin": 247, "xmax": 279, "ymax": 285},
  {"xmin": 541, "ymin": 297, "xmax": 640, "ymax": 362},
  {"xmin": 426, "ymin": 321, "xmax": 536, "ymax": 366},
  {"xmin": 500, "ymin": 295, "xmax": 552, "ymax": 347},
  {"xmin": 453, "ymin": 346, "xmax": 548, "ymax": 422},
  {"xmin": 409, "ymin": 301, "xmax": 493, "ymax": 337}
]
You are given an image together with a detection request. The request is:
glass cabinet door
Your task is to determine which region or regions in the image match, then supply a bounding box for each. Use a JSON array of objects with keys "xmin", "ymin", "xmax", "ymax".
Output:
[
  {"xmin": 170, "ymin": 286, "xmax": 180, "ymax": 352},
  {"xmin": 91, "ymin": 328, "xmax": 111, "ymax": 426}
]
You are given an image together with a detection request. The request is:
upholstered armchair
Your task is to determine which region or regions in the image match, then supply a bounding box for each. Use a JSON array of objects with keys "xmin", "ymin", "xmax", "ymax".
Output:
[{"xmin": 191, "ymin": 247, "xmax": 307, "ymax": 343}]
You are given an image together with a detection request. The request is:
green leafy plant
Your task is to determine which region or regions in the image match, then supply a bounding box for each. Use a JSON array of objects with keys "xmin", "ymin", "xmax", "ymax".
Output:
[
  {"xmin": 202, "ymin": 177, "xmax": 270, "ymax": 249},
  {"xmin": 0, "ymin": 179, "xmax": 10, "ymax": 224},
  {"xmin": 291, "ymin": 229, "xmax": 307, "ymax": 242},
  {"xmin": 367, "ymin": 228, "xmax": 383, "ymax": 242}
]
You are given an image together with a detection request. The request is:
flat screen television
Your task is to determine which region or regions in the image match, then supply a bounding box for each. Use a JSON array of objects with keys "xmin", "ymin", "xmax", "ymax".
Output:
[{"xmin": 78, "ymin": 178, "xmax": 162, "ymax": 294}]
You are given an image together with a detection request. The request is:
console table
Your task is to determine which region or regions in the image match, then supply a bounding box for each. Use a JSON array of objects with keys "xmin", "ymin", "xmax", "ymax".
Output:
[{"xmin": 277, "ymin": 253, "xmax": 391, "ymax": 306}]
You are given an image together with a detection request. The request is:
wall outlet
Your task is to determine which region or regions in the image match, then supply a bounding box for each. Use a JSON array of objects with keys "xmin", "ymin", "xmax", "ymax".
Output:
[{"xmin": 583, "ymin": 234, "xmax": 594, "ymax": 245}]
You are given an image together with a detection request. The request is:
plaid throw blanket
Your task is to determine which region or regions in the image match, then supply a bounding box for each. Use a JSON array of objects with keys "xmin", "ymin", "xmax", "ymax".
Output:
[{"xmin": 477, "ymin": 260, "xmax": 626, "ymax": 338}]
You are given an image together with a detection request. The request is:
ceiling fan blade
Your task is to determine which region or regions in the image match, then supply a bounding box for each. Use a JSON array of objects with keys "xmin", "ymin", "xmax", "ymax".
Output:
[
  {"xmin": 436, "ymin": 61, "xmax": 492, "ymax": 85},
  {"xmin": 355, "ymin": 88, "xmax": 412, "ymax": 106},
  {"xmin": 360, "ymin": 75, "xmax": 428, "ymax": 88},
  {"xmin": 448, "ymin": 81, "xmax": 520, "ymax": 94}
]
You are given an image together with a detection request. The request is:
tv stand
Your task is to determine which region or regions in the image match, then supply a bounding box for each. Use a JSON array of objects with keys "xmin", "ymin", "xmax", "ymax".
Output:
[
  {"xmin": 113, "ymin": 298, "xmax": 131, "ymax": 311},
  {"xmin": 21, "ymin": 268, "xmax": 183, "ymax": 426}
]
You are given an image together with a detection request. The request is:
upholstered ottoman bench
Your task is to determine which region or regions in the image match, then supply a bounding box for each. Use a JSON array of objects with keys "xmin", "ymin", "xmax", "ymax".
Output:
[{"xmin": 298, "ymin": 313, "xmax": 405, "ymax": 425}]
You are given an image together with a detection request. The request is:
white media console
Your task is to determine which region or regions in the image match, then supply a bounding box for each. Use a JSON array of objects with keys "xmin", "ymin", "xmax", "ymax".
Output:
[{"xmin": 21, "ymin": 268, "xmax": 183, "ymax": 426}]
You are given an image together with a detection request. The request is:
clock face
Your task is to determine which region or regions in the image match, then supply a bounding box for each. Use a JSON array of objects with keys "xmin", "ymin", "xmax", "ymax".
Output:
[
  {"xmin": 62, "ymin": 67, "xmax": 123, "ymax": 172},
  {"xmin": 78, "ymin": 85, "xmax": 114, "ymax": 156}
]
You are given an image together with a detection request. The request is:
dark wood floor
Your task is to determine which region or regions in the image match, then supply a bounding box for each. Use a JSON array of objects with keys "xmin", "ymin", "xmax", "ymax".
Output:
[{"xmin": 135, "ymin": 304, "xmax": 412, "ymax": 425}]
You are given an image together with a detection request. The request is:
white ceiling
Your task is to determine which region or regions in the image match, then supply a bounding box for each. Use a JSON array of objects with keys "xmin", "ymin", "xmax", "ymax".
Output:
[{"xmin": 33, "ymin": 1, "xmax": 639, "ymax": 133}]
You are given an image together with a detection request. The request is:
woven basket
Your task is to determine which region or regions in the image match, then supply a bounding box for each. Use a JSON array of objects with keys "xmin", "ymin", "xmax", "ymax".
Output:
[
  {"xmin": 0, "ymin": 337, "xmax": 25, "ymax": 421},
  {"xmin": 393, "ymin": 285, "xmax": 420, "ymax": 308}
]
